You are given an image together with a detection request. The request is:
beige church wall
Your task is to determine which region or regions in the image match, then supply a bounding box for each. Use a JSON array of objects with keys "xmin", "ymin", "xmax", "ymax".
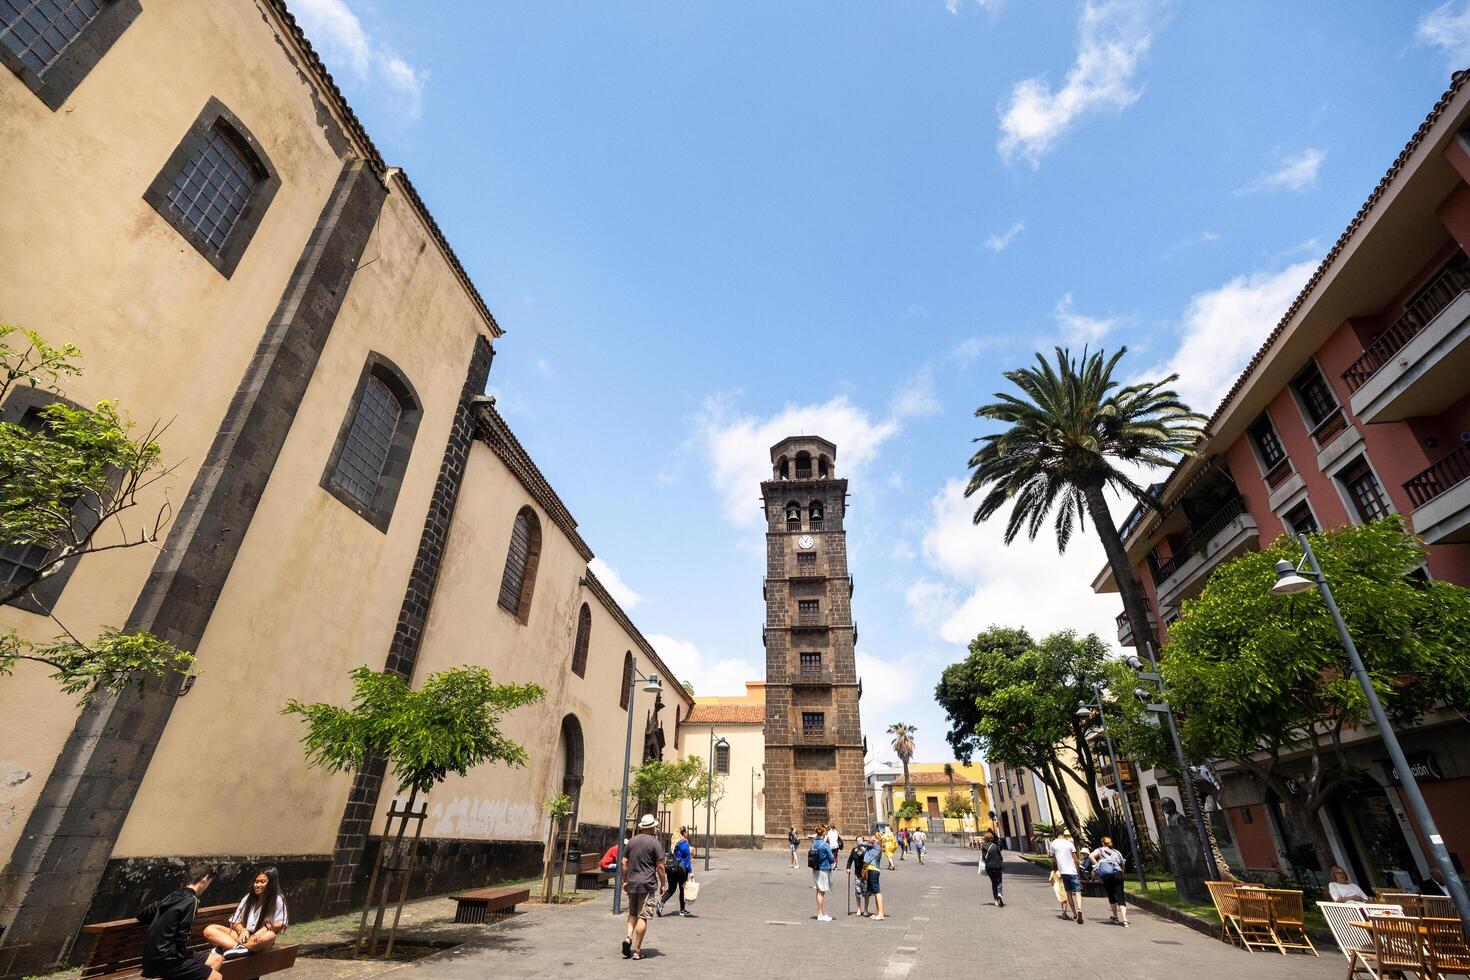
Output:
[
  {"xmin": 0, "ymin": 0, "xmax": 362, "ymax": 865},
  {"xmin": 676, "ymin": 725, "xmax": 765, "ymax": 839},
  {"xmin": 399, "ymin": 445, "xmax": 684, "ymax": 845},
  {"xmin": 113, "ymin": 183, "xmax": 494, "ymax": 858}
]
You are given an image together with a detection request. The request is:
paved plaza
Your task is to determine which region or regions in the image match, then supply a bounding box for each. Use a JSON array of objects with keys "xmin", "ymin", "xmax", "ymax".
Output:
[{"xmin": 281, "ymin": 846, "xmax": 1344, "ymax": 979}]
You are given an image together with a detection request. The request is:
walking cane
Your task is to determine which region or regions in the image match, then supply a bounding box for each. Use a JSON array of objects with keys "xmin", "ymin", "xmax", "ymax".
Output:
[{"xmin": 846, "ymin": 869, "xmax": 852, "ymax": 916}]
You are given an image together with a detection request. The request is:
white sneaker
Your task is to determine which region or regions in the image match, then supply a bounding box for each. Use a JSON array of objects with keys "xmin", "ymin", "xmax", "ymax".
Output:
[
  {"xmin": 222, "ymin": 946, "xmax": 251, "ymax": 960},
  {"xmin": 817, "ymin": 915, "xmax": 833, "ymax": 922}
]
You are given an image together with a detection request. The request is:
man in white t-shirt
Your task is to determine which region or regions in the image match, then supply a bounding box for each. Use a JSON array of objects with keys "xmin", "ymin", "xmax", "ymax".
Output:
[
  {"xmin": 1048, "ymin": 828, "xmax": 1084, "ymax": 924},
  {"xmin": 825, "ymin": 826, "xmax": 841, "ymax": 853}
]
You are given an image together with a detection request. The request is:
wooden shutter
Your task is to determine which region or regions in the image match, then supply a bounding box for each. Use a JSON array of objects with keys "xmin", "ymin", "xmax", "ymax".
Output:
[{"xmin": 498, "ymin": 512, "xmax": 531, "ymax": 613}]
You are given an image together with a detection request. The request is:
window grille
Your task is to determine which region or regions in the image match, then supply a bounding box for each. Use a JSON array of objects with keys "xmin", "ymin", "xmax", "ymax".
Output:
[
  {"xmin": 1340, "ymin": 460, "xmax": 1389, "ymax": 522},
  {"xmin": 1249, "ymin": 415, "xmax": 1286, "ymax": 468},
  {"xmin": 0, "ymin": 0, "xmax": 102, "ymax": 75},
  {"xmin": 803, "ymin": 792, "xmax": 828, "ymax": 820},
  {"xmin": 802, "ymin": 712, "xmax": 825, "ymax": 736},
  {"xmin": 799, "ymin": 652, "xmax": 822, "ymax": 677},
  {"xmin": 163, "ymin": 124, "xmax": 261, "ymax": 253},
  {"xmin": 1291, "ymin": 365, "xmax": 1337, "ymax": 428},
  {"xmin": 798, "ymin": 599, "xmax": 819, "ymax": 623},
  {"xmin": 571, "ymin": 603, "xmax": 591, "ymax": 678},
  {"xmin": 715, "ymin": 743, "xmax": 730, "ymax": 774},
  {"xmin": 330, "ymin": 375, "xmax": 401, "ymax": 507}
]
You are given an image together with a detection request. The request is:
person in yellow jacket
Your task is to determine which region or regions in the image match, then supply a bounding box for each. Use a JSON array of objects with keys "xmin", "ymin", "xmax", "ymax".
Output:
[{"xmin": 881, "ymin": 828, "xmax": 898, "ymax": 870}]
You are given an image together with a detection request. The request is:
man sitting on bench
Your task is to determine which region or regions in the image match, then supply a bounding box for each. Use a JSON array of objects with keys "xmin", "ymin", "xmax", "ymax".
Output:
[
  {"xmin": 138, "ymin": 863, "xmax": 221, "ymax": 980},
  {"xmin": 600, "ymin": 839, "xmax": 628, "ymax": 872},
  {"xmin": 204, "ymin": 867, "xmax": 288, "ymax": 960}
]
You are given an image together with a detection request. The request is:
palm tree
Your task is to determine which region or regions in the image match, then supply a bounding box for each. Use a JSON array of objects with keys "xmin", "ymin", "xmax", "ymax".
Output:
[
  {"xmin": 888, "ymin": 723, "xmax": 917, "ymax": 801},
  {"xmin": 965, "ymin": 347, "xmax": 1204, "ymax": 655},
  {"xmin": 943, "ymin": 762, "xmax": 955, "ymax": 792}
]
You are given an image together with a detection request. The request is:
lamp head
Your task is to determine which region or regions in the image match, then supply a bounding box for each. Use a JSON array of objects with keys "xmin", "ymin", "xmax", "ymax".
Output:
[
  {"xmin": 1074, "ymin": 704, "xmax": 1092, "ymax": 719},
  {"xmin": 642, "ymin": 673, "xmax": 663, "ymax": 694},
  {"xmin": 1272, "ymin": 559, "xmax": 1317, "ymax": 596},
  {"xmin": 1123, "ymin": 654, "xmax": 1143, "ymax": 671},
  {"xmin": 716, "ymin": 736, "xmax": 729, "ymax": 749}
]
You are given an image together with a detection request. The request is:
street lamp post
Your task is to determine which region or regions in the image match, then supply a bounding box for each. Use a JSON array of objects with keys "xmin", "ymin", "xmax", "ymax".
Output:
[
  {"xmin": 1128, "ymin": 641, "xmax": 1220, "ymax": 881},
  {"xmin": 1274, "ymin": 534, "xmax": 1470, "ymax": 937},
  {"xmin": 612, "ymin": 660, "xmax": 663, "ymax": 915},
  {"xmin": 705, "ymin": 731, "xmax": 729, "ymax": 871},
  {"xmin": 750, "ymin": 767, "xmax": 762, "ymax": 849},
  {"xmin": 1076, "ymin": 685, "xmax": 1148, "ymax": 893}
]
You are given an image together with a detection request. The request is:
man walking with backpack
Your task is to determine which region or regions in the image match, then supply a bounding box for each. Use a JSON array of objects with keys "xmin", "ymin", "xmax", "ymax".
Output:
[{"xmin": 809, "ymin": 824, "xmax": 835, "ymax": 922}]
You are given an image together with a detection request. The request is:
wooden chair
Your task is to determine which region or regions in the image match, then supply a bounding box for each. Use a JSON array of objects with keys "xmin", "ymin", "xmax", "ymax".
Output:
[
  {"xmin": 1424, "ymin": 916, "xmax": 1470, "ymax": 979},
  {"xmin": 1420, "ymin": 895, "xmax": 1453, "ymax": 919},
  {"xmin": 1375, "ymin": 892, "xmax": 1424, "ymax": 916},
  {"xmin": 1319, "ymin": 902, "xmax": 1378, "ymax": 980},
  {"xmin": 1263, "ymin": 888, "xmax": 1317, "ymax": 955},
  {"xmin": 1206, "ymin": 880, "xmax": 1241, "ymax": 945},
  {"xmin": 1365, "ymin": 914, "xmax": 1427, "ymax": 979},
  {"xmin": 1235, "ymin": 891, "xmax": 1287, "ymax": 954}
]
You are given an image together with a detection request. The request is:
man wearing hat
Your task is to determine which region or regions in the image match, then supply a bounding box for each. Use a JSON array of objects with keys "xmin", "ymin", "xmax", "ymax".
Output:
[{"xmin": 620, "ymin": 814, "xmax": 667, "ymax": 960}]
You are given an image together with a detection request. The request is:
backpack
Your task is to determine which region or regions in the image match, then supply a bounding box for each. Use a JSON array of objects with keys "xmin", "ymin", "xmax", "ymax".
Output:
[{"xmin": 807, "ymin": 844, "xmax": 823, "ymax": 869}]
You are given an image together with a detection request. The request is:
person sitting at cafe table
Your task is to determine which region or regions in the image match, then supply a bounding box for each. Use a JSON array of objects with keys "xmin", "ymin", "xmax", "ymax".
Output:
[{"xmin": 1327, "ymin": 865, "xmax": 1371, "ymax": 902}]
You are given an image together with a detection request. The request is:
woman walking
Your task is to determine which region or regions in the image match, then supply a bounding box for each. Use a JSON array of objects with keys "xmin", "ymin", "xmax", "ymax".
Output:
[
  {"xmin": 1089, "ymin": 836, "xmax": 1129, "ymax": 926},
  {"xmin": 788, "ymin": 826, "xmax": 800, "ymax": 869},
  {"xmin": 658, "ymin": 827, "xmax": 693, "ymax": 917},
  {"xmin": 978, "ymin": 832, "xmax": 1005, "ymax": 906}
]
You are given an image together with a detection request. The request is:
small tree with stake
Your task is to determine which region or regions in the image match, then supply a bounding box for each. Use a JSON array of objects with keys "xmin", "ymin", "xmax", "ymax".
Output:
[
  {"xmin": 539, "ymin": 793, "xmax": 574, "ymax": 903},
  {"xmin": 284, "ymin": 665, "xmax": 544, "ymax": 956}
]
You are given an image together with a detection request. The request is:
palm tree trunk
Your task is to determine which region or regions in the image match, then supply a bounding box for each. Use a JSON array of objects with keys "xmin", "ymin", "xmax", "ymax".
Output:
[
  {"xmin": 1082, "ymin": 484, "xmax": 1155, "ymax": 655},
  {"xmin": 902, "ymin": 760, "xmax": 913, "ymax": 801}
]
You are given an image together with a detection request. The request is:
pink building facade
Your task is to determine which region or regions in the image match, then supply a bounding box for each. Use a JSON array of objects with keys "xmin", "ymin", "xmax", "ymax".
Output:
[{"xmin": 1093, "ymin": 73, "xmax": 1470, "ymax": 891}]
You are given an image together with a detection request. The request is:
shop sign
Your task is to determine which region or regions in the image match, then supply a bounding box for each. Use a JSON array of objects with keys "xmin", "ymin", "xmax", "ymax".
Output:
[{"xmin": 1381, "ymin": 751, "xmax": 1443, "ymax": 784}]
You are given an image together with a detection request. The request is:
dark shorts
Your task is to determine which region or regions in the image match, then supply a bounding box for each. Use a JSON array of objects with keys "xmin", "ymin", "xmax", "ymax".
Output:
[
  {"xmin": 153, "ymin": 952, "xmax": 211, "ymax": 980},
  {"xmin": 865, "ymin": 870, "xmax": 881, "ymax": 895},
  {"xmin": 1060, "ymin": 873, "xmax": 1082, "ymax": 894}
]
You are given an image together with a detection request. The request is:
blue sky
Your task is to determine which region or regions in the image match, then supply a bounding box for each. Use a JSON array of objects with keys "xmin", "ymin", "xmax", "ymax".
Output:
[{"xmin": 292, "ymin": 0, "xmax": 1470, "ymax": 765}]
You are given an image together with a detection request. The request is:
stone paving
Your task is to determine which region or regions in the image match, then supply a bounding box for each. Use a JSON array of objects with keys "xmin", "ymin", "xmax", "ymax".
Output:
[{"xmin": 274, "ymin": 845, "xmax": 1344, "ymax": 979}]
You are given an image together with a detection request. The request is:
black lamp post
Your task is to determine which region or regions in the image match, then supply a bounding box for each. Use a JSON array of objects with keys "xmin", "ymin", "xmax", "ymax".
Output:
[
  {"xmin": 611, "ymin": 660, "xmax": 663, "ymax": 915},
  {"xmin": 1273, "ymin": 534, "xmax": 1470, "ymax": 937},
  {"xmin": 1076, "ymin": 686, "xmax": 1148, "ymax": 893}
]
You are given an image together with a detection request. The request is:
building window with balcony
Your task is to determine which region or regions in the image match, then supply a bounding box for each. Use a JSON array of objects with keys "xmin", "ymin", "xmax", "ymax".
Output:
[
  {"xmin": 0, "ymin": 0, "xmax": 140, "ymax": 110},
  {"xmin": 1282, "ymin": 500, "xmax": 1318, "ymax": 536},
  {"xmin": 800, "ymin": 651, "xmax": 822, "ymax": 677},
  {"xmin": 1249, "ymin": 415, "xmax": 1287, "ymax": 469},
  {"xmin": 715, "ymin": 742, "xmax": 730, "ymax": 774},
  {"xmin": 1338, "ymin": 458, "xmax": 1389, "ymax": 522},
  {"xmin": 798, "ymin": 599, "xmax": 819, "ymax": 624},
  {"xmin": 802, "ymin": 712, "xmax": 825, "ymax": 736},
  {"xmin": 1291, "ymin": 363, "xmax": 1345, "ymax": 445}
]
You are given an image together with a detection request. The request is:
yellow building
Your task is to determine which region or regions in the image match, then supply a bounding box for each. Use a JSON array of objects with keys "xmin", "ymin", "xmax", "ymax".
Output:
[
  {"xmin": 0, "ymin": 3, "xmax": 689, "ymax": 975},
  {"xmin": 888, "ymin": 763, "xmax": 993, "ymax": 835}
]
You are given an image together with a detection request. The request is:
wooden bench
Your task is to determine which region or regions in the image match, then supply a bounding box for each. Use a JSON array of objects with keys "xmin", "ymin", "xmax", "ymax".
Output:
[
  {"xmin": 576, "ymin": 853, "xmax": 616, "ymax": 890},
  {"xmin": 448, "ymin": 886, "xmax": 531, "ymax": 923},
  {"xmin": 81, "ymin": 903, "xmax": 298, "ymax": 980}
]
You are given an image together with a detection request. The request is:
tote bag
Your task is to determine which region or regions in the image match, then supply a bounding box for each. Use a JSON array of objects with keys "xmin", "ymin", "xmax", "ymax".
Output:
[{"xmin": 684, "ymin": 879, "xmax": 700, "ymax": 902}]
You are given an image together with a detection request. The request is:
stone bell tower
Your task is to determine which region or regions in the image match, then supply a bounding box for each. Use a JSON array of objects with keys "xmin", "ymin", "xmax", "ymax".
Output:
[{"xmin": 760, "ymin": 437, "xmax": 867, "ymax": 839}]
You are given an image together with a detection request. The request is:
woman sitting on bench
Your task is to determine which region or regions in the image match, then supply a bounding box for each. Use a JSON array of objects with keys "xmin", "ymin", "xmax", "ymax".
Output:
[{"xmin": 204, "ymin": 868, "xmax": 288, "ymax": 960}]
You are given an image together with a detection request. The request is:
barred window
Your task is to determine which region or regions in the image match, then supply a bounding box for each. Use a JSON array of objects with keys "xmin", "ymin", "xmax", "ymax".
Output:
[
  {"xmin": 332, "ymin": 376, "xmax": 400, "ymax": 507},
  {"xmin": 0, "ymin": 0, "xmax": 100, "ymax": 75},
  {"xmin": 799, "ymin": 652, "xmax": 821, "ymax": 677},
  {"xmin": 164, "ymin": 124, "xmax": 261, "ymax": 253},
  {"xmin": 1339, "ymin": 459, "xmax": 1389, "ymax": 523},
  {"xmin": 715, "ymin": 742, "xmax": 730, "ymax": 774},
  {"xmin": 0, "ymin": 406, "xmax": 59, "ymax": 591},
  {"xmin": 571, "ymin": 603, "xmax": 591, "ymax": 678},
  {"xmin": 803, "ymin": 792, "xmax": 828, "ymax": 820},
  {"xmin": 498, "ymin": 508, "xmax": 542, "ymax": 622},
  {"xmin": 1291, "ymin": 364, "xmax": 1338, "ymax": 428},
  {"xmin": 802, "ymin": 712, "xmax": 825, "ymax": 736},
  {"xmin": 798, "ymin": 599, "xmax": 819, "ymax": 623},
  {"xmin": 796, "ymin": 551, "xmax": 816, "ymax": 569}
]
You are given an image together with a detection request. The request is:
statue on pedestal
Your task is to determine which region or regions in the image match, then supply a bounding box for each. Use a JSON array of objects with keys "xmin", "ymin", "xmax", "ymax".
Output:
[{"xmin": 1161, "ymin": 797, "xmax": 1210, "ymax": 903}]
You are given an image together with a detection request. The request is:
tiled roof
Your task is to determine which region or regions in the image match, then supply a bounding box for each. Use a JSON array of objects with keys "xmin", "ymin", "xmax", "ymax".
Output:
[
  {"xmin": 900, "ymin": 773, "xmax": 983, "ymax": 788},
  {"xmin": 685, "ymin": 704, "xmax": 765, "ymax": 724},
  {"xmin": 266, "ymin": 1, "xmax": 501, "ymax": 337}
]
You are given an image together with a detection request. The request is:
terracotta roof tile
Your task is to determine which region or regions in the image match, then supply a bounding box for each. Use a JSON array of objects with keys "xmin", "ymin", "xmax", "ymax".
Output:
[{"xmin": 685, "ymin": 704, "xmax": 765, "ymax": 724}]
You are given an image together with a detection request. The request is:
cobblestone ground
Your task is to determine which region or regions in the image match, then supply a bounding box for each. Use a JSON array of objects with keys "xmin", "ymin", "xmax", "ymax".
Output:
[{"xmin": 280, "ymin": 845, "xmax": 1344, "ymax": 980}]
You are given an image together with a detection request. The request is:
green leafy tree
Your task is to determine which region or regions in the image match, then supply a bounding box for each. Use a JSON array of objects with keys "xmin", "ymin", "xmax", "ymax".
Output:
[
  {"xmin": 894, "ymin": 798, "xmax": 924, "ymax": 822},
  {"xmin": 1156, "ymin": 518, "xmax": 1470, "ymax": 872},
  {"xmin": 935, "ymin": 626, "xmax": 1111, "ymax": 840},
  {"xmin": 888, "ymin": 722, "xmax": 917, "ymax": 801},
  {"xmin": 284, "ymin": 664, "xmax": 544, "ymax": 954},
  {"xmin": 0, "ymin": 325, "xmax": 189, "ymax": 703},
  {"xmin": 540, "ymin": 793, "xmax": 574, "ymax": 902},
  {"xmin": 965, "ymin": 346, "xmax": 1204, "ymax": 661},
  {"xmin": 941, "ymin": 791, "xmax": 973, "ymax": 818}
]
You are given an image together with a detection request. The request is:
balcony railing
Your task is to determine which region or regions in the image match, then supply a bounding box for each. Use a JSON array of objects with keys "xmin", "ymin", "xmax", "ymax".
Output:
[
  {"xmin": 1100, "ymin": 760, "xmax": 1138, "ymax": 789},
  {"xmin": 797, "ymin": 610, "xmax": 822, "ymax": 626},
  {"xmin": 792, "ymin": 668, "xmax": 834, "ymax": 686},
  {"xmin": 1404, "ymin": 442, "xmax": 1470, "ymax": 508},
  {"xmin": 1343, "ymin": 260, "xmax": 1470, "ymax": 392},
  {"xmin": 1154, "ymin": 498, "xmax": 1246, "ymax": 584}
]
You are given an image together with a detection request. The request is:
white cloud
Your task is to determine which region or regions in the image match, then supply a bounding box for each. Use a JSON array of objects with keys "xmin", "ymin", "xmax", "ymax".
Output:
[
  {"xmin": 997, "ymin": 1, "xmax": 1158, "ymax": 166},
  {"xmin": 951, "ymin": 335, "xmax": 1002, "ymax": 368},
  {"xmin": 948, "ymin": 0, "xmax": 1005, "ymax": 12},
  {"xmin": 1152, "ymin": 259, "xmax": 1317, "ymax": 414},
  {"xmin": 697, "ymin": 395, "xmax": 900, "ymax": 528},
  {"xmin": 291, "ymin": 0, "xmax": 428, "ymax": 121},
  {"xmin": 984, "ymin": 221, "xmax": 1026, "ymax": 253},
  {"xmin": 588, "ymin": 557, "xmax": 643, "ymax": 609},
  {"xmin": 535, "ymin": 358, "xmax": 553, "ymax": 376},
  {"xmin": 890, "ymin": 367, "xmax": 942, "ymax": 419},
  {"xmin": 908, "ymin": 479, "xmax": 1125, "ymax": 648},
  {"xmin": 1053, "ymin": 293, "xmax": 1119, "ymax": 345},
  {"xmin": 1236, "ymin": 149, "xmax": 1326, "ymax": 195},
  {"xmin": 855, "ymin": 650, "xmax": 919, "ymax": 754},
  {"xmin": 1418, "ymin": 1, "xmax": 1470, "ymax": 68},
  {"xmin": 1159, "ymin": 230, "xmax": 1221, "ymax": 261},
  {"xmin": 647, "ymin": 634, "xmax": 760, "ymax": 697}
]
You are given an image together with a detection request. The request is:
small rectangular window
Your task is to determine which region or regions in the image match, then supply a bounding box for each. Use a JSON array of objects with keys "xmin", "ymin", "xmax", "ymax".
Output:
[
  {"xmin": 164, "ymin": 126, "xmax": 261, "ymax": 253},
  {"xmin": 1249, "ymin": 415, "xmax": 1286, "ymax": 468},
  {"xmin": 803, "ymin": 792, "xmax": 828, "ymax": 820},
  {"xmin": 1290, "ymin": 365, "xmax": 1338, "ymax": 428},
  {"xmin": 1339, "ymin": 459, "xmax": 1389, "ymax": 522},
  {"xmin": 332, "ymin": 375, "xmax": 402, "ymax": 507},
  {"xmin": 797, "ymin": 599, "xmax": 819, "ymax": 623},
  {"xmin": 715, "ymin": 742, "xmax": 730, "ymax": 774},
  {"xmin": 801, "ymin": 711, "xmax": 825, "ymax": 736},
  {"xmin": 1283, "ymin": 500, "xmax": 1318, "ymax": 536},
  {"xmin": 796, "ymin": 551, "xmax": 817, "ymax": 569},
  {"xmin": 799, "ymin": 652, "xmax": 822, "ymax": 677}
]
